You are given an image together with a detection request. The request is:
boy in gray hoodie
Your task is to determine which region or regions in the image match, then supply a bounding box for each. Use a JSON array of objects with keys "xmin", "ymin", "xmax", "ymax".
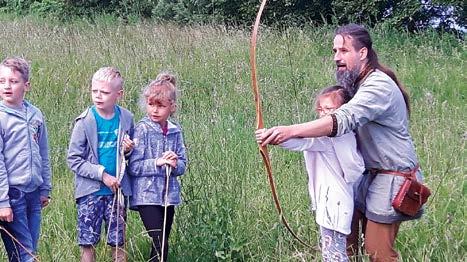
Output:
[
  {"xmin": 67, "ymin": 67, "xmax": 134, "ymax": 262},
  {"xmin": 0, "ymin": 57, "xmax": 52, "ymax": 262}
]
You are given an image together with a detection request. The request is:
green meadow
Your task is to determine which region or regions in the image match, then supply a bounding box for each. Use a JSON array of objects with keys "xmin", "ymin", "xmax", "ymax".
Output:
[{"xmin": 0, "ymin": 17, "xmax": 465, "ymax": 261}]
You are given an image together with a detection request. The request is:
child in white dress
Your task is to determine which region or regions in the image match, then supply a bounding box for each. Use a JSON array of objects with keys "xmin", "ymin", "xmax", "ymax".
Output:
[{"xmin": 258, "ymin": 85, "xmax": 364, "ymax": 261}]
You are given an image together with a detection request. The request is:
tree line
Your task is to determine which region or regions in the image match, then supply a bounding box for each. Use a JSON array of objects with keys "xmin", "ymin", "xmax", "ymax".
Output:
[{"xmin": 0, "ymin": 0, "xmax": 464, "ymax": 33}]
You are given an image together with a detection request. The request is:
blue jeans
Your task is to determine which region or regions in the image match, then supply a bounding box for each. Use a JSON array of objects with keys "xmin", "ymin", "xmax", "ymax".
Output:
[{"xmin": 0, "ymin": 188, "xmax": 42, "ymax": 262}]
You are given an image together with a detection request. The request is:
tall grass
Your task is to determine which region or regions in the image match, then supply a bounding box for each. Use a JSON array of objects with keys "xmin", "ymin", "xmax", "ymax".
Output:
[{"xmin": 0, "ymin": 17, "xmax": 465, "ymax": 261}]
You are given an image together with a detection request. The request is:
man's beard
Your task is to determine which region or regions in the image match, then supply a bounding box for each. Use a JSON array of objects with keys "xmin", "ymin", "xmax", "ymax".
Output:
[{"xmin": 335, "ymin": 67, "xmax": 360, "ymax": 98}]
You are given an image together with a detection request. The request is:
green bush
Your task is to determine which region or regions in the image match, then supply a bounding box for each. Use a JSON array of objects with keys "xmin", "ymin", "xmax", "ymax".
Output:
[
  {"xmin": 29, "ymin": 0, "xmax": 66, "ymax": 18},
  {"xmin": 1, "ymin": 0, "xmax": 35, "ymax": 15},
  {"xmin": 0, "ymin": 0, "xmax": 464, "ymax": 32}
]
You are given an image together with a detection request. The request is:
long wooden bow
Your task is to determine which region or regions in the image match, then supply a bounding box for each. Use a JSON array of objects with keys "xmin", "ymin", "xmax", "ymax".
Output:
[{"xmin": 249, "ymin": 0, "xmax": 314, "ymax": 249}]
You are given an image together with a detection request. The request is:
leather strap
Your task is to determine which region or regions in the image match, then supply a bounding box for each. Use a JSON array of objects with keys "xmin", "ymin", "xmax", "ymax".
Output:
[{"xmin": 370, "ymin": 164, "xmax": 420, "ymax": 180}]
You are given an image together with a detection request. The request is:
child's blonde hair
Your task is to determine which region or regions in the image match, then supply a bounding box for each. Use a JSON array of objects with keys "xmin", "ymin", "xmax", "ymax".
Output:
[
  {"xmin": 92, "ymin": 67, "xmax": 124, "ymax": 90},
  {"xmin": 139, "ymin": 72, "xmax": 178, "ymax": 110},
  {"xmin": 1, "ymin": 57, "xmax": 30, "ymax": 82}
]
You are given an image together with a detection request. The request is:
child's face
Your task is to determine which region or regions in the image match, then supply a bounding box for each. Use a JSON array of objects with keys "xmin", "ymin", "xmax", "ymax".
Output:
[
  {"xmin": 91, "ymin": 79, "xmax": 122, "ymax": 114},
  {"xmin": 316, "ymin": 96, "xmax": 340, "ymax": 118},
  {"xmin": 0, "ymin": 66, "xmax": 30, "ymax": 108},
  {"xmin": 146, "ymin": 98, "xmax": 175, "ymax": 126}
]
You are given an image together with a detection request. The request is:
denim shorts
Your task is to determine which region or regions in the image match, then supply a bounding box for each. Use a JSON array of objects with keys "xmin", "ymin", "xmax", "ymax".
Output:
[
  {"xmin": 355, "ymin": 171, "xmax": 423, "ymax": 224},
  {"xmin": 76, "ymin": 194, "xmax": 126, "ymax": 247}
]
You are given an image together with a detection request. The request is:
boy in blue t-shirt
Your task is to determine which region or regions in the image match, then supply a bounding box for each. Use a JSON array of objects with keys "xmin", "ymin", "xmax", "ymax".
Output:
[{"xmin": 67, "ymin": 67, "xmax": 134, "ymax": 262}]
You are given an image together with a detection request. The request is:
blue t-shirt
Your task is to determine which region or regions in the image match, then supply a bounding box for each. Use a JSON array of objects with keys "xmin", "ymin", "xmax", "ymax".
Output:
[{"xmin": 91, "ymin": 106, "xmax": 120, "ymax": 196}]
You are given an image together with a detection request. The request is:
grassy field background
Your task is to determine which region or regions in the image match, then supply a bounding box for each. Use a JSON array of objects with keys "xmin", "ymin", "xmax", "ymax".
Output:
[{"xmin": 0, "ymin": 17, "xmax": 465, "ymax": 261}]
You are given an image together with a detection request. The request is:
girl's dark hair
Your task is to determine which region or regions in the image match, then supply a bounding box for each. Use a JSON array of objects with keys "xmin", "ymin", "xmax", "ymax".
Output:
[
  {"xmin": 314, "ymin": 85, "xmax": 351, "ymax": 109},
  {"xmin": 335, "ymin": 24, "xmax": 411, "ymax": 115}
]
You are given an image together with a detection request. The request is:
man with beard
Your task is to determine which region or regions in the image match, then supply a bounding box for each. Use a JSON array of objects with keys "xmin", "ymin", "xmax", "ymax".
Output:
[{"xmin": 255, "ymin": 24, "xmax": 424, "ymax": 261}]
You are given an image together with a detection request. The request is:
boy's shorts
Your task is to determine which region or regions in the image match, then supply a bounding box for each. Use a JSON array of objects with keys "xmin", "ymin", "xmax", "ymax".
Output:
[{"xmin": 76, "ymin": 194, "xmax": 126, "ymax": 247}]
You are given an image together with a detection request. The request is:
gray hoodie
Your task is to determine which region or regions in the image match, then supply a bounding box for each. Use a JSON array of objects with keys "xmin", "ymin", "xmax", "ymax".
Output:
[
  {"xmin": 0, "ymin": 101, "xmax": 52, "ymax": 208},
  {"xmin": 67, "ymin": 106, "xmax": 134, "ymax": 200}
]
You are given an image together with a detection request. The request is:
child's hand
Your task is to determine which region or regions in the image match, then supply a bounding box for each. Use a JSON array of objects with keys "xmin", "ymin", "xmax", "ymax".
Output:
[
  {"xmin": 162, "ymin": 151, "xmax": 178, "ymax": 168},
  {"xmin": 255, "ymin": 128, "xmax": 266, "ymax": 144},
  {"xmin": 122, "ymin": 135, "xmax": 134, "ymax": 153},
  {"xmin": 103, "ymin": 172, "xmax": 120, "ymax": 193},
  {"xmin": 162, "ymin": 151, "xmax": 178, "ymax": 161},
  {"xmin": 155, "ymin": 158, "xmax": 177, "ymax": 168},
  {"xmin": 155, "ymin": 151, "xmax": 178, "ymax": 168},
  {"xmin": 256, "ymin": 126, "xmax": 290, "ymax": 146},
  {"xmin": 40, "ymin": 196, "xmax": 50, "ymax": 208},
  {"xmin": 164, "ymin": 159, "xmax": 177, "ymax": 168},
  {"xmin": 0, "ymin": 207, "xmax": 13, "ymax": 222}
]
